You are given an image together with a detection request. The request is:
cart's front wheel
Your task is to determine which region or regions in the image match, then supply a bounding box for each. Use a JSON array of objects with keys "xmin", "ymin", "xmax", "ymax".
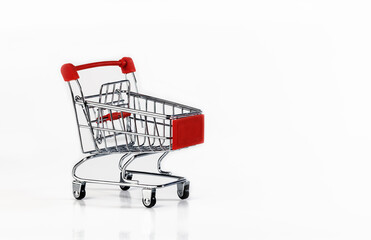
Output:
[
  {"xmin": 142, "ymin": 197, "xmax": 156, "ymax": 208},
  {"xmin": 142, "ymin": 189, "xmax": 156, "ymax": 208},
  {"xmin": 119, "ymin": 173, "xmax": 132, "ymax": 191},
  {"xmin": 73, "ymin": 181, "xmax": 86, "ymax": 200},
  {"xmin": 177, "ymin": 181, "xmax": 190, "ymax": 200}
]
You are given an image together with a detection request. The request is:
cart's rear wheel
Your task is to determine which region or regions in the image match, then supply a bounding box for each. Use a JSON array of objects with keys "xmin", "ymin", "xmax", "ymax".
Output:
[
  {"xmin": 73, "ymin": 181, "xmax": 86, "ymax": 200},
  {"xmin": 142, "ymin": 189, "xmax": 156, "ymax": 208},
  {"xmin": 119, "ymin": 173, "xmax": 132, "ymax": 191},
  {"xmin": 177, "ymin": 181, "xmax": 190, "ymax": 200}
]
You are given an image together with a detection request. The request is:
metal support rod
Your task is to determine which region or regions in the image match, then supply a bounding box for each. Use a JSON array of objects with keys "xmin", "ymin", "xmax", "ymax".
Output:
[
  {"xmin": 157, "ymin": 152, "xmax": 172, "ymax": 175},
  {"xmin": 72, "ymin": 153, "xmax": 186, "ymax": 189}
]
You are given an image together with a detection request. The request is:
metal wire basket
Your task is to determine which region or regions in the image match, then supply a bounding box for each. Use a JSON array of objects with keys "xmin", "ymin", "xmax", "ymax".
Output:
[{"xmin": 61, "ymin": 57, "xmax": 204, "ymax": 207}]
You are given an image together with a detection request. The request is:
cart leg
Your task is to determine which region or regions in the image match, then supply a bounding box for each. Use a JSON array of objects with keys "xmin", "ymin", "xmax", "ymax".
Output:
[
  {"xmin": 73, "ymin": 180, "xmax": 86, "ymax": 200},
  {"xmin": 119, "ymin": 172, "xmax": 133, "ymax": 191},
  {"xmin": 157, "ymin": 152, "xmax": 172, "ymax": 175},
  {"xmin": 177, "ymin": 181, "xmax": 190, "ymax": 200},
  {"xmin": 142, "ymin": 188, "xmax": 156, "ymax": 208}
]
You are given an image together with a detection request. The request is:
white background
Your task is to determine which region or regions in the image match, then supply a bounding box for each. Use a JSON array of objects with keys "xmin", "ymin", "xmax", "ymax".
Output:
[{"xmin": 1, "ymin": 0, "xmax": 371, "ymax": 239}]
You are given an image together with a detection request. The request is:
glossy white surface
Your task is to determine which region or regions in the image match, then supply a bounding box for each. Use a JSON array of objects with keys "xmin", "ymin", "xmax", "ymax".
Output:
[{"xmin": 1, "ymin": 0, "xmax": 371, "ymax": 239}]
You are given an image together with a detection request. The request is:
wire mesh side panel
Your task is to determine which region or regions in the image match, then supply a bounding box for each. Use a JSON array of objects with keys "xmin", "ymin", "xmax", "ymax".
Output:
[
  {"xmin": 69, "ymin": 79, "xmax": 201, "ymax": 153},
  {"xmin": 84, "ymin": 80, "xmax": 174, "ymax": 153}
]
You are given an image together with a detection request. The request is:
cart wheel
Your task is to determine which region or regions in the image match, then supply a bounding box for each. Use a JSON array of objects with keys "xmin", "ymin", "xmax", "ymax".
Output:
[
  {"xmin": 142, "ymin": 189, "xmax": 156, "ymax": 208},
  {"xmin": 142, "ymin": 196, "xmax": 156, "ymax": 208},
  {"xmin": 119, "ymin": 173, "xmax": 132, "ymax": 191},
  {"xmin": 72, "ymin": 181, "xmax": 86, "ymax": 200},
  {"xmin": 177, "ymin": 181, "xmax": 190, "ymax": 200}
]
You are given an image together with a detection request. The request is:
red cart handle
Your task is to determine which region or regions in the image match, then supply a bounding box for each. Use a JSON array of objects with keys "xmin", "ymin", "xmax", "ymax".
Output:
[{"xmin": 61, "ymin": 57, "xmax": 136, "ymax": 82}]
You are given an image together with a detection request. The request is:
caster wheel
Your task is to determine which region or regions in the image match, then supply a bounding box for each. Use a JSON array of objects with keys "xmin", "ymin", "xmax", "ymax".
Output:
[
  {"xmin": 73, "ymin": 181, "xmax": 86, "ymax": 200},
  {"xmin": 119, "ymin": 173, "xmax": 132, "ymax": 191},
  {"xmin": 142, "ymin": 189, "xmax": 156, "ymax": 208},
  {"xmin": 177, "ymin": 181, "xmax": 190, "ymax": 200},
  {"xmin": 142, "ymin": 197, "xmax": 156, "ymax": 208}
]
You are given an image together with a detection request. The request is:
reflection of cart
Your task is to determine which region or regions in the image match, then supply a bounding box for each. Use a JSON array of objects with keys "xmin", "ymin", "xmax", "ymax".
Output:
[{"xmin": 61, "ymin": 57, "xmax": 204, "ymax": 207}]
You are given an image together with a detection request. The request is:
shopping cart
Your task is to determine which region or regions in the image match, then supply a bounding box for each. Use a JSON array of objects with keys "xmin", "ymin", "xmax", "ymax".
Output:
[{"xmin": 61, "ymin": 57, "xmax": 204, "ymax": 207}]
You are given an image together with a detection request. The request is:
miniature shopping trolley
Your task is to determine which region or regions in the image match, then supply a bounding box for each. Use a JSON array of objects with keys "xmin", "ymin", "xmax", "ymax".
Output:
[{"xmin": 61, "ymin": 57, "xmax": 204, "ymax": 208}]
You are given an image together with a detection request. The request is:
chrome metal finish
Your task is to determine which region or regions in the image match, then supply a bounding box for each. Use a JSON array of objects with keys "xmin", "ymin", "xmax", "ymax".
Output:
[
  {"xmin": 177, "ymin": 181, "xmax": 189, "ymax": 197},
  {"xmin": 79, "ymin": 100, "xmax": 171, "ymax": 120},
  {"xmin": 79, "ymin": 125, "xmax": 169, "ymax": 140},
  {"xmin": 120, "ymin": 153, "xmax": 151, "ymax": 172},
  {"xmin": 66, "ymin": 71, "xmax": 202, "ymax": 207},
  {"xmin": 142, "ymin": 188, "xmax": 156, "ymax": 199},
  {"xmin": 142, "ymin": 188, "xmax": 156, "ymax": 207},
  {"xmin": 72, "ymin": 152, "xmax": 186, "ymax": 189},
  {"xmin": 118, "ymin": 153, "xmax": 130, "ymax": 170},
  {"xmin": 157, "ymin": 152, "xmax": 171, "ymax": 175},
  {"xmin": 128, "ymin": 91, "xmax": 201, "ymax": 113},
  {"xmin": 72, "ymin": 180, "xmax": 85, "ymax": 198},
  {"xmin": 67, "ymin": 78, "xmax": 201, "ymax": 154},
  {"xmin": 72, "ymin": 181, "xmax": 83, "ymax": 193}
]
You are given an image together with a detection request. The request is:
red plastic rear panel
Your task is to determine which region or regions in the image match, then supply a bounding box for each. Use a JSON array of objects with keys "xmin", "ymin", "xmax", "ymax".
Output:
[{"xmin": 172, "ymin": 114, "xmax": 204, "ymax": 150}]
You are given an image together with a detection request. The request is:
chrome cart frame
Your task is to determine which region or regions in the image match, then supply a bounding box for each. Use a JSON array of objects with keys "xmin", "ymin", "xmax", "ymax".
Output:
[{"xmin": 61, "ymin": 57, "xmax": 204, "ymax": 207}]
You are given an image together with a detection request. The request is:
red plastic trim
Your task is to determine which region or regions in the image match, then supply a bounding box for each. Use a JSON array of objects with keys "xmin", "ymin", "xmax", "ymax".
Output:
[
  {"xmin": 120, "ymin": 57, "xmax": 136, "ymax": 74},
  {"xmin": 61, "ymin": 63, "xmax": 79, "ymax": 82},
  {"xmin": 172, "ymin": 114, "xmax": 204, "ymax": 150},
  {"xmin": 61, "ymin": 57, "xmax": 136, "ymax": 81},
  {"xmin": 97, "ymin": 112, "xmax": 131, "ymax": 123}
]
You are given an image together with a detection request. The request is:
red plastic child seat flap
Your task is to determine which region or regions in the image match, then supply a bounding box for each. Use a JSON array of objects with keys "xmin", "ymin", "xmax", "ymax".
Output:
[
  {"xmin": 172, "ymin": 114, "xmax": 204, "ymax": 150},
  {"xmin": 97, "ymin": 112, "xmax": 131, "ymax": 123}
]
